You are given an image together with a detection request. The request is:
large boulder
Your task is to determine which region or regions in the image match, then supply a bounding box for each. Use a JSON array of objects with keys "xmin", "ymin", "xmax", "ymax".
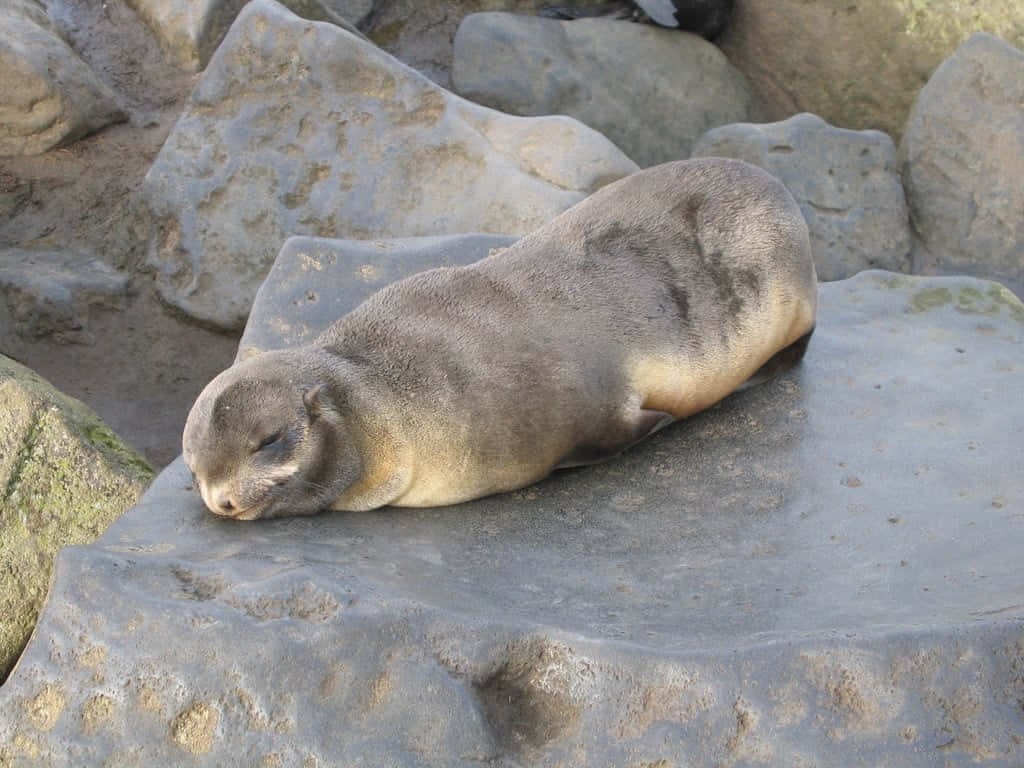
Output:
[
  {"xmin": 0, "ymin": 355, "xmax": 154, "ymax": 683},
  {"xmin": 452, "ymin": 12, "xmax": 751, "ymax": 167},
  {"xmin": 1, "ymin": 231, "xmax": 1021, "ymax": 764},
  {"xmin": 143, "ymin": 0, "xmax": 639, "ymax": 332},
  {"xmin": 123, "ymin": 0, "xmax": 365, "ymax": 71},
  {"xmin": 717, "ymin": 0, "xmax": 1024, "ymax": 140},
  {"xmin": 0, "ymin": 0, "xmax": 126, "ymax": 156},
  {"xmin": 899, "ymin": 33, "xmax": 1024, "ymax": 298},
  {"xmin": 692, "ymin": 113, "xmax": 911, "ymax": 281},
  {"xmin": 0, "ymin": 249, "xmax": 131, "ymax": 345}
]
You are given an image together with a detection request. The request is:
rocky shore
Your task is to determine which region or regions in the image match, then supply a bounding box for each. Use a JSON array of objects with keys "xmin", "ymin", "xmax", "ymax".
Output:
[{"xmin": 1, "ymin": 1, "xmax": 1022, "ymax": 765}]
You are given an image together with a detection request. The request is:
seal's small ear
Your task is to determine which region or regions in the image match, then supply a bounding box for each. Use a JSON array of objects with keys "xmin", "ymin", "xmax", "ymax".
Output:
[{"xmin": 303, "ymin": 385, "xmax": 324, "ymax": 420}]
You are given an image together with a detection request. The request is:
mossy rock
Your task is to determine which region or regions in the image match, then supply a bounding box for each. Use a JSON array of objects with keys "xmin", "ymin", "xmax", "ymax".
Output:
[{"xmin": 0, "ymin": 354, "xmax": 154, "ymax": 682}]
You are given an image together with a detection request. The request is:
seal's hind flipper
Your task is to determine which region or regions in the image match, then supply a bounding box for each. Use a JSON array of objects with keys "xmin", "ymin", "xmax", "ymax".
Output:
[
  {"xmin": 736, "ymin": 327, "xmax": 814, "ymax": 392},
  {"xmin": 556, "ymin": 409, "xmax": 675, "ymax": 468}
]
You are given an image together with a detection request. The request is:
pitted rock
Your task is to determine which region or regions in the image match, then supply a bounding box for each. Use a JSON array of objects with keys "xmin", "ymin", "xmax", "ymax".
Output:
[{"xmin": 143, "ymin": 0, "xmax": 638, "ymax": 331}]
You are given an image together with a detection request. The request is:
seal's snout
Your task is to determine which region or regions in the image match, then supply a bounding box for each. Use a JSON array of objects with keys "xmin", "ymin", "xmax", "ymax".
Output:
[
  {"xmin": 212, "ymin": 491, "xmax": 236, "ymax": 516},
  {"xmin": 196, "ymin": 477, "xmax": 243, "ymax": 518},
  {"xmin": 209, "ymin": 493, "xmax": 262, "ymax": 521}
]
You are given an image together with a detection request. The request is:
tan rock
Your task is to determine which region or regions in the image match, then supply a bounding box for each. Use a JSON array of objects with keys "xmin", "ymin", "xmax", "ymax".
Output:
[
  {"xmin": 0, "ymin": 0, "xmax": 126, "ymax": 156},
  {"xmin": 123, "ymin": 0, "xmax": 365, "ymax": 71},
  {"xmin": 900, "ymin": 33, "xmax": 1024, "ymax": 297},
  {"xmin": 718, "ymin": 0, "xmax": 1024, "ymax": 139}
]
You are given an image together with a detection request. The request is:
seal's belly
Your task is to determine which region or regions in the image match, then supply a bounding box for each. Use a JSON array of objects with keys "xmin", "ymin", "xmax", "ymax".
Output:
[
  {"xmin": 390, "ymin": 455, "xmax": 556, "ymax": 507},
  {"xmin": 390, "ymin": 421, "xmax": 571, "ymax": 508}
]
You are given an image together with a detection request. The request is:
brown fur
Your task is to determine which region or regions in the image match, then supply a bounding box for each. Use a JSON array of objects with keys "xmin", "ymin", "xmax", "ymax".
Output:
[{"xmin": 183, "ymin": 158, "xmax": 817, "ymax": 519}]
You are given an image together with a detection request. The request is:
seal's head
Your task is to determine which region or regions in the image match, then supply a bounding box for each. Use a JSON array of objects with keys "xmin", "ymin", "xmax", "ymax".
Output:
[{"xmin": 182, "ymin": 352, "xmax": 360, "ymax": 520}]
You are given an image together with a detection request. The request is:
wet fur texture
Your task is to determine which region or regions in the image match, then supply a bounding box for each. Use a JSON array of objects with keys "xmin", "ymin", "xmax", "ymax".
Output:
[{"xmin": 183, "ymin": 158, "xmax": 817, "ymax": 519}]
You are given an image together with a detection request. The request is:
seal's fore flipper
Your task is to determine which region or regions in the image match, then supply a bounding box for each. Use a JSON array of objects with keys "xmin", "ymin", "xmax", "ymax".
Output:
[
  {"xmin": 556, "ymin": 408, "xmax": 675, "ymax": 468},
  {"xmin": 735, "ymin": 327, "xmax": 814, "ymax": 392}
]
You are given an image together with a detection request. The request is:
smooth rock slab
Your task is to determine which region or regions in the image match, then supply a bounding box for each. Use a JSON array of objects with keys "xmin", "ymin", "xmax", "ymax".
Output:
[
  {"xmin": 452, "ymin": 12, "xmax": 751, "ymax": 167},
  {"xmin": 143, "ymin": 0, "xmax": 638, "ymax": 331},
  {"xmin": 1, "ymin": 254, "xmax": 1022, "ymax": 764},
  {"xmin": 0, "ymin": 0, "xmax": 126, "ymax": 156},
  {"xmin": 691, "ymin": 113, "xmax": 911, "ymax": 281},
  {"xmin": 0, "ymin": 355, "xmax": 153, "ymax": 683},
  {"xmin": 900, "ymin": 33, "xmax": 1024, "ymax": 299},
  {"xmin": 238, "ymin": 234, "xmax": 519, "ymax": 359}
]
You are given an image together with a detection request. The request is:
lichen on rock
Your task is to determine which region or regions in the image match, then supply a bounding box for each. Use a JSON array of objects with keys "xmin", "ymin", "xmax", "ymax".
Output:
[{"xmin": 0, "ymin": 354, "xmax": 153, "ymax": 682}]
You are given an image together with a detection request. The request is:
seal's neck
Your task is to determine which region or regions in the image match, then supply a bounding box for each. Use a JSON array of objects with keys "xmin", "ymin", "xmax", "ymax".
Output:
[{"xmin": 311, "ymin": 348, "xmax": 415, "ymax": 512}]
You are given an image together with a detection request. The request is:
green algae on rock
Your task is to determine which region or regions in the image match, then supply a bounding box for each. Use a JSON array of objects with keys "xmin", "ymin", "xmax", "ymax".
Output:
[
  {"xmin": 0, "ymin": 354, "xmax": 154, "ymax": 682},
  {"xmin": 908, "ymin": 283, "xmax": 1024, "ymax": 321}
]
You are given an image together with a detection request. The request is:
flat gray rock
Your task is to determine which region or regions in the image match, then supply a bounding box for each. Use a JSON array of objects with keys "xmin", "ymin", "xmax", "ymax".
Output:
[
  {"xmin": 238, "ymin": 234, "xmax": 519, "ymax": 359},
  {"xmin": 900, "ymin": 33, "xmax": 1024, "ymax": 299},
  {"xmin": 692, "ymin": 113, "xmax": 912, "ymax": 282},
  {"xmin": 0, "ymin": 249, "xmax": 130, "ymax": 344},
  {"xmin": 2, "ymin": 241, "xmax": 1022, "ymax": 764},
  {"xmin": 452, "ymin": 12, "xmax": 751, "ymax": 167},
  {"xmin": 0, "ymin": 0, "xmax": 126, "ymax": 156},
  {"xmin": 142, "ymin": 0, "xmax": 638, "ymax": 331}
]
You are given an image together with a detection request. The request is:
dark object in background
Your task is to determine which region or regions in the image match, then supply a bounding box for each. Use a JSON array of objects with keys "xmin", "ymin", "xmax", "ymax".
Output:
[
  {"xmin": 539, "ymin": 2, "xmax": 638, "ymax": 20},
  {"xmin": 540, "ymin": 0, "xmax": 733, "ymax": 39},
  {"xmin": 647, "ymin": 0, "xmax": 733, "ymax": 39}
]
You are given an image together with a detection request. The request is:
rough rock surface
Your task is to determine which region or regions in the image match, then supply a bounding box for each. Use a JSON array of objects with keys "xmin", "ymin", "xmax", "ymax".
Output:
[
  {"xmin": 0, "ymin": 249, "xmax": 131, "ymax": 344},
  {"xmin": 1, "ymin": 236, "xmax": 1022, "ymax": 764},
  {"xmin": 143, "ymin": 0, "xmax": 638, "ymax": 332},
  {"xmin": 0, "ymin": 355, "xmax": 154, "ymax": 683},
  {"xmin": 718, "ymin": 0, "xmax": 1024, "ymax": 140},
  {"xmin": 123, "ymin": 0, "xmax": 364, "ymax": 71},
  {"xmin": 452, "ymin": 12, "xmax": 751, "ymax": 167},
  {"xmin": 238, "ymin": 234, "xmax": 519, "ymax": 359},
  {"xmin": 692, "ymin": 113, "xmax": 911, "ymax": 281},
  {"xmin": 0, "ymin": 0, "xmax": 126, "ymax": 156},
  {"xmin": 900, "ymin": 33, "xmax": 1024, "ymax": 299}
]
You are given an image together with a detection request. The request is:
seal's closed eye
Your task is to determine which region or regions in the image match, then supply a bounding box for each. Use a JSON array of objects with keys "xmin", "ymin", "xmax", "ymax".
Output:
[{"xmin": 255, "ymin": 431, "xmax": 284, "ymax": 452}]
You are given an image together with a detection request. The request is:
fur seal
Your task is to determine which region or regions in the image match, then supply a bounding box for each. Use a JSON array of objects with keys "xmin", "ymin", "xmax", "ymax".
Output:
[{"xmin": 183, "ymin": 158, "xmax": 817, "ymax": 520}]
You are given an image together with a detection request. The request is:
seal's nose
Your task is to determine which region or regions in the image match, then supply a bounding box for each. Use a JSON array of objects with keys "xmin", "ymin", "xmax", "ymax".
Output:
[{"xmin": 214, "ymin": 494, "xmax": 235, "ymax": 515}]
